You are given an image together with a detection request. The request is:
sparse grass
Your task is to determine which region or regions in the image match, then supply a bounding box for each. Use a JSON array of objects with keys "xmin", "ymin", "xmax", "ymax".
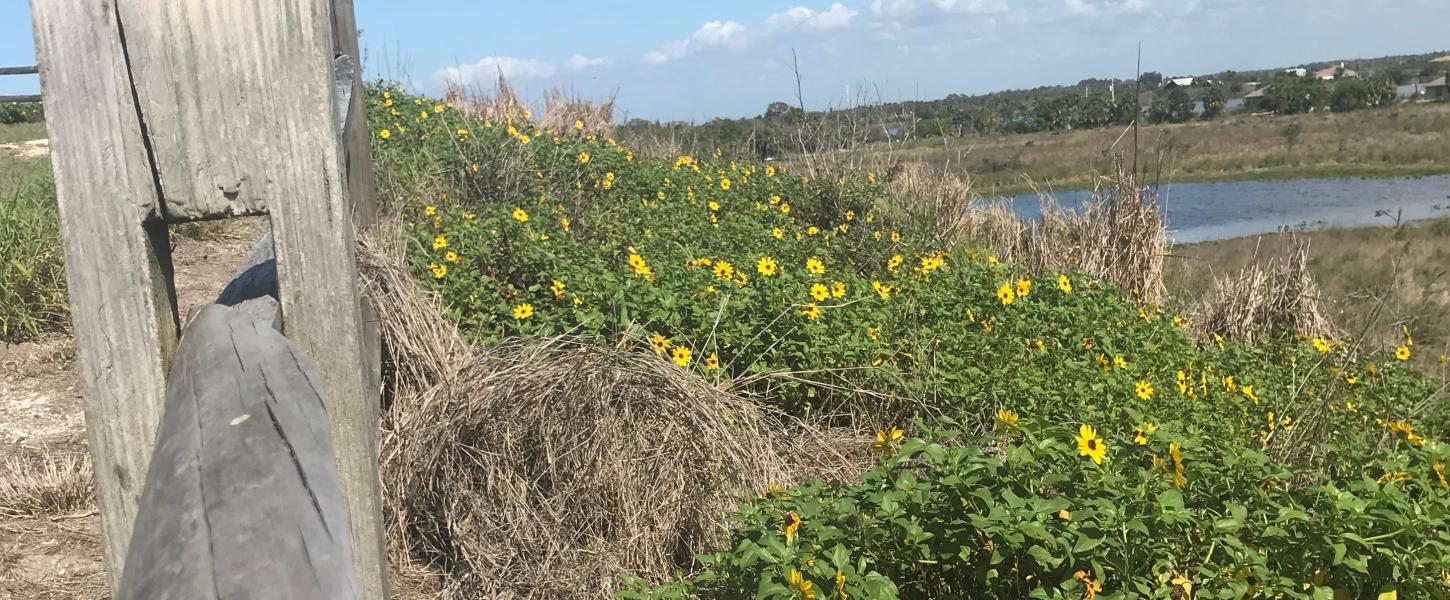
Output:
[
  {"xmin": 1168, "ymin": 218, "xmax": 1450, "ymax": 366},
  {"xmin": 0, "ymin": 451, "xmax": 94, "ymax": 518},
  {"xmin": 0, "ymin": 152, "xmax": 67, "ymax": 342},
  {"xmin": 861, "ymin": 102, "xmax": 1450, "ymax": 195},
  {"xmin": 0, "ymin": 121, "xmax": 45, "ymax": 145}
]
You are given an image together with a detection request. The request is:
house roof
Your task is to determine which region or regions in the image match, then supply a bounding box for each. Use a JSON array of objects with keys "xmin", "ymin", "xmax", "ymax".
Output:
[
  {"xmin": 1431, "ymin": 55, "xmax": 1450, "ymax": 63},
  {"xmin": 1426, "ymin": 76, "xmax": 1448, "ymax": 88},
  {"xmin": 1164, "ymin": 77, "xmax": 1195, "ymax": 87},
  {"xmin": 1314, "ymin": 65, "xmax": 1357, "ymax": 79},
  {"xmin": 1243, "ymin": 85, "xmax": 1271, "ymax": 99}
]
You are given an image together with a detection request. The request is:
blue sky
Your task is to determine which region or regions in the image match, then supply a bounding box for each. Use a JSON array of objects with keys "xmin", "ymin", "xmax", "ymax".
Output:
[{"xmin": 3, "ymin": 1, "xmax": 1448, "ymax": 121}]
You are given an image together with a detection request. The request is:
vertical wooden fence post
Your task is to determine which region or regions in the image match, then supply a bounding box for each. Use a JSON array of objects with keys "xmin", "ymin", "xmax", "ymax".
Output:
[
  {"xmin": 28, "ymin": 2, "xmax": 179, "ymax": 590},
  {"xmin": 29, "ymin": 1, "xmax": 386, "ymax": 596}
]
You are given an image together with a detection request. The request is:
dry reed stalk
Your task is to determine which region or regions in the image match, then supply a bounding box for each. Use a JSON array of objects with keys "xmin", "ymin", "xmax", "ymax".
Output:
[
  {"xmin": 954, "ymin": 165, "xmax": 1169, "ymax": 304},
  {"xmin": 540, "ymin": 90, "xmax": 615, "ymax": 139},
  {"xmin": 1192, "ymin": 236, "xmax": 1337, "ymax": 341},
  {"xmin": 445, "ymin": 75, "xmax": 531, "ymax": 124},
  {"xmin": 358, "ymin": 231, "xmax": 870, "ymax": 600}
]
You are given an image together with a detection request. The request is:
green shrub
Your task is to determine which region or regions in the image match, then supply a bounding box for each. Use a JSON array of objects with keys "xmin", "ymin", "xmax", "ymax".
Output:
[
  {"xmin": 621, "ymin": 420, "xmax": 1450, "ymax": 599},
  {"xmin": 0, "ymin": 102, "xmax": 43, "ymax": 125}
]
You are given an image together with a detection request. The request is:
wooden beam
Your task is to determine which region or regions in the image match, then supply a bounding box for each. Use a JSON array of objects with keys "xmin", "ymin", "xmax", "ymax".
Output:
[
  {"xmin": 117, "ymin": 303, "xmax": 359, "ymax": 599},
  {"xmin": 0, "ymin": 65, "xmax": 39, "ymax": 75},
  {"xmin": 27, "ymin": 0, "xmax": 180, "ymax": 591},
  {"xmin": 0, "ymin": 94, "xmax": 42, "ymax": 103}
]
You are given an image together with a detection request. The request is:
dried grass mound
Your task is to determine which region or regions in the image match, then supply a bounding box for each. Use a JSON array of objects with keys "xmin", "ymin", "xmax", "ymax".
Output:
[
  {"xmin": 358, "ymin": 235, "xmax": 867, "ymax": 599},
  {"xmin": 1192, "ymin": 238, "xmax": 1337, "ymax": 341},
  {"xmin": 540, "ymin": 90, "xmax": 616, "ymax": 139},
  {"xmin": 883, "ymin": 162, "xmax": 977, "ymax": 242}
]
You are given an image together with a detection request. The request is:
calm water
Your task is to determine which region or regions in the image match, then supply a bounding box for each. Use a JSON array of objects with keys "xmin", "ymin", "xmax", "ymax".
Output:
[{"xmin": 1002, "ymin": 175, "xmax": 1450, "ymax": 243}]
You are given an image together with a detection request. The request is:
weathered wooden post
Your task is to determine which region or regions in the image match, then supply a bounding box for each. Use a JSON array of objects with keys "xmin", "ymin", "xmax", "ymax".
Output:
[{"xmin": 28, "ymin": 1, "xmax": 386, "ymax": 597}]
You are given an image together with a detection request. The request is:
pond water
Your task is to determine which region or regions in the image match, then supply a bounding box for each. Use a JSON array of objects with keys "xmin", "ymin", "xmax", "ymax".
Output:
[{"xmin": 1000, "ymin": 174, "xmax": 1450, "ymax": 243}]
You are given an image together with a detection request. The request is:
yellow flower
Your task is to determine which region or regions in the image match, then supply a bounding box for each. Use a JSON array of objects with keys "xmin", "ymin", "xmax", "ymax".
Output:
[
  {"xmin": 428, "ymin": 262, "xmax": 447, "ymax": 279},
  {"xmin": 560, "ymin": 217, "xmax": 571, "ymax": 232},
  {"xmin": 444, "ymin": 250, "xmax": 459, "ymax": 263},
  {"xmin": 1344, "ymin": 371, "xmax": 1359, "ymax": 385},
  {"xmin": 838, "ymin": 223, "xmax": 849, "ymax": 234},
  {"xmin": 805, "ymin": 257, "xmax": 825, "ymax": 275},
  {"xmin": 1169, "ymin": 443, "xmax": 1186, "ymax": 488},
  {"xmin": 890, "ymin": 231, "xmax": 902, "ymax": 243},
  {"xmin": 1311, "ymin": 337, "xmax": 1331, "ymax": 354},
  {"xmin": 871, "ymin": 280, "xmax": 893, "ymax": 300},
  {"xmin": 830, "ymin": 281, "xmax": 846, "ymax": 298},
  {"xmin": 578, "ymin": 151, "xmax": 591, "ymax": 164},
  {"xmin": 512, "ymin": 303, "xmax": 534, "ymax": 320},
  {"xmin": 378, "ymin": 128, "xmax": 392, "ymax": 139},
  {"xmin": 513, "ymin": 207, "xmax": 529, "ymax": 222},
  {"xmin": 1242, "ymin": 385, "xmax": 1259, "ymax": 404},
  {"xmin": 713, "ymin": 260, "xmax": 736, "ymax": 280},
  {"xmin": 1113, "ymin": 355, "xmax": 1127, "ymax": 369},
  {"xmin": 671, "ymin": 346, "xmax": 692, "ymax": 368},
  {"xmin": 628, "ymin": 254, "xmax": 654, "ymax": 278},
  {"xmin": 550, "ymin": 279, "xmax": 566, "ymax": 299},
  {"xmin": 456, "ymin": 128, "xmax": 470, "ymax": 138},
  {"xmin": 719, "ymin": 177, "xmax": 732, "ymax": 190},
  {"xmin": 1016, "ymin": 277, "xmax": 1032, "ymax": 297},
  {"xmin": 1132, "ymin": 422, "xmax": 1157, "ymax": 445},
  {"xmin": 1058, "ymin": 273, "xmax": 1072, "ymax": 293},
  {"xmin": 708, "ymin": 200, "xmax": 721, "ymax": 212},
  {"xmin": 780, "ymin": 202, "xmax": 791, "ymax": 214},
  {"xmin": 994, "ymin": 409, "xmax": 1021, "ymax": 430},
  {"xmin": 1076, "ymin": 424, "xmax": 1107, "ymax": 464},
  {"xmin": 1395, "ymin": 345, "xmax": 1411, "ymax": 361},
  {"xmin": 802, "ymin": 303, "xmax": 821, "ymax": 320},
  {"xmin": 424, "ymin": 204, "xmax": 437, "ymax": 216},
  {"xmin": 433, "ymin": 103, "xmax": 445, "ymax": 114},
  {"xmin": 757, "ymin": 257, "xmax": 779, "ymax": 276},
  {"xmin": 997, "ymin": 283, "xmax": 1016, "ymax": 305},
  {"xmin": 867, "ymin": 326, "xmax": 881, "ymax": 341},
  {"xmin": 705, "ymin": 352, "xmax": 720, "ymax": 370},
  {"xmin": 810, "ymin": 283, "xmax": 830, "ymax": 301},
  {"xmin": 886, "ymin": 255, "xmax": 903, "ymax": 272},
  {"xmin": 772, "ymin": 227, "xmax": 785, "ymax": 240},
  {"xmin": 1135, "ymin": 380, "xmax": 1154, "ymax": 401},
  {"xmin": 1074, "ymin": 570, "xmax": 1103, "ymax": 599},
  {"xmin": 783, "ymin": 512, "xmax": 802, "ymax": 544},
  {"xmin": 432, "ymin": 234, "xmax": 448, "ymax": 250},
  {"xmin": 649, "ymin": 333, "xmax": 671, "ymax": 355}
]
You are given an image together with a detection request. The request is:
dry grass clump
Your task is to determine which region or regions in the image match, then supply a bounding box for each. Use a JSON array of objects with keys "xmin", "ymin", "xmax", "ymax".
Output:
[
  {"xmin": 358, "ymin": 234, "xmax": 867, "ymax": 600},
  {"xmin": 959, "ymin": 167, "xmax": 1169, "ymax": 304},
  {"xmin": 540, "ymin": 90, "xmax": 615, "ymax": 139},
  {"xmin": 445, "ymin": 76, "xmax": 531, "ymax": 124},
  {"xmin": 1191, "ymin": 237, "xmax": 1337, "ymax": 341},
  {"xmin": 882, "ymin": 162, "xmax": 976, "ymax": 243},
  {"xmin": 0, "ymin": 451, "xmax": 93, "ymax": 518}
]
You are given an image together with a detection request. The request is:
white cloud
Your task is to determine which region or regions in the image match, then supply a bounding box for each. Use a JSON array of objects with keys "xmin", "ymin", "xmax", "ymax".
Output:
[
  {"xmin": 871, "ymin": 0, "xmax": 1007, "ymax": 17},
  {"xmin": 566, "ymin": 54, "xmax": 610, "ymax": 71},
  {"xmin": 644, "ymin": 20, "xmax": 748, "ymax": 64},
  {"xmin": 435, "ymin": 56, "xmax": 556, "ymax": 86},
  {"xmin": 1064, "ymin": 0, "xmax": 1152, "ymax": 16},
  {"xmin": 767, "ymin": 3, "xmax": 859, "ymax": 30},
  {"xmin": 692, "ymin": 20, "xmax": 748, "ymax": 48}
]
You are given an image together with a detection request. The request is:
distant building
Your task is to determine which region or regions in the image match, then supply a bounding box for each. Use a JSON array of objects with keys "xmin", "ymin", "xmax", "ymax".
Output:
[
  {"xmin": 1314, "ymin": 63, "xmax": 1358, "ymax": 80},
  {"xmin": 1431, "ymin": 55, "xmax": 1450, "ymax": 63},
  {"xmin": 1162, "ymin": 77, "xmax": 1196, "ymax": 88},
  {"xmin": 1242, "ymin": 85, "xmax": 1272, "ymax": 111},
  {"xmin": 1425, "ymin": 76, "xmax": 1449, "ymax": 101},
  {"xmin": 1284, "ymin": 68, "xmax": 1308, "ymax": 77}
]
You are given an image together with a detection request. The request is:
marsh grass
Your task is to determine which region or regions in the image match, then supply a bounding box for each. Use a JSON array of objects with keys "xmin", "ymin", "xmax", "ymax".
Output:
[{"xmin": 0, "ymin": 152, "xmax": 66, "ymax": 342}]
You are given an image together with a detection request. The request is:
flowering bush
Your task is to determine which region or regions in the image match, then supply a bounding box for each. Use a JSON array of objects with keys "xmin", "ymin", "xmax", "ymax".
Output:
[
  {"xmin": 622, "ymin": 419, "xmax": 1450, "ymax": 599},
  {"xmin": 366, "ymin": 84, "xmax": 1449, "ymax": 598}
]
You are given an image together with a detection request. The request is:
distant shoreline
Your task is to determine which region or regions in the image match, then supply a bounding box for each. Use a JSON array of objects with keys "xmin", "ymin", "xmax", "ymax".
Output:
[{"xmin": 979, "ymin": 164, "xmax": 1450, "ymax": 198}]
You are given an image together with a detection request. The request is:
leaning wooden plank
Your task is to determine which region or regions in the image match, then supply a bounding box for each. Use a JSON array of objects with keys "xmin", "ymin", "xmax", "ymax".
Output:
[
  {"xmin": 118, "ymin": 304, "xmax": 358, "ymax": 600},
  {"xmin": 0, "ymin": 65, "xmax": 40, "ymax": 75},
  {"xmin": 331, "ymin": 0, "xmax": 378, "ymax": 228},
  {"xmin": 28, "ymin": 1, "xmax": 180, "ymax": 590}
]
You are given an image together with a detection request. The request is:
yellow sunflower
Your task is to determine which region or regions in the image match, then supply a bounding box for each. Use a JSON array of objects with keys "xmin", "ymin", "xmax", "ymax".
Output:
[
  {"xmin": 1076, "ymin": 424, "xmax": 1107, "ymax": 464},
  {"xmin": 512, "ymin": 207, "xmax": 529, "ymax": 222},
  {"xmin": 757, "ymin": 257, "xmax": 779, "ymax": 276},
  {"xmin": 1058, "ymin": 273, "xmax": 1072, "ymax": 293},
  {"xmin": 810, "ymin": 283, "xmax": 830, "ymax": 301},
  {"xmin": 1135, "ymin": 380, "xmax": 1154, "ymax": 401},
  {"xmin": 783, "ymin": 512, "xmax": 802, "ymax": 544},
  {"xmin": 671, "ymin": 346, "xmax": 692, "ymax": 367},
  {"xmin": 994, "ymin": 409, "xmax": 1021, "ymax": 430},
  {"xmin": 1016, "ymin": 277, "xmax": 1032, "ymax": 297},
  {"xmin": 802, "ymin": 304, "xmax": 821, "ymax": 320},
  {"xmin": 649, "ymin": 333, "xmax": 671, "ymax": 355},
  {"xmin": 713, "ymin": 260, "xmax": 735, "ymax": 280},
  {"xmin": 1395, "ymin": 345, "xmax": 1411, "ymax": 361},
  {"xmin": 512, "ymin": 303, "xmax": 534, "ymax": 320},
  {"xmin": 830, "ymin": 281, "xmax": 847, "ymax": 298},
  {"xmin": 997, "ymin": 283, "xmax": 1016, "ymax": 306},
  {"xmin": 806, "ymin": 257, "xmax": 825, "ymax": 275}
]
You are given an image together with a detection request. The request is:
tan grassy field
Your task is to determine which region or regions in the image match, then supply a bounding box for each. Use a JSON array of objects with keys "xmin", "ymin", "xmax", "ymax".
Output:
[{"xmin": 872, "ymin": 102, "xmax": 1450, "ymax": 196}]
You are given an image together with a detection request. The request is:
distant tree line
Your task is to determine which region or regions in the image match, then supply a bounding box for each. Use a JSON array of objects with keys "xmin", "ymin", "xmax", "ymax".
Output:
[{"xmin": 615, "ymin": 52, "xmax": 1446, "ymax": 157}]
